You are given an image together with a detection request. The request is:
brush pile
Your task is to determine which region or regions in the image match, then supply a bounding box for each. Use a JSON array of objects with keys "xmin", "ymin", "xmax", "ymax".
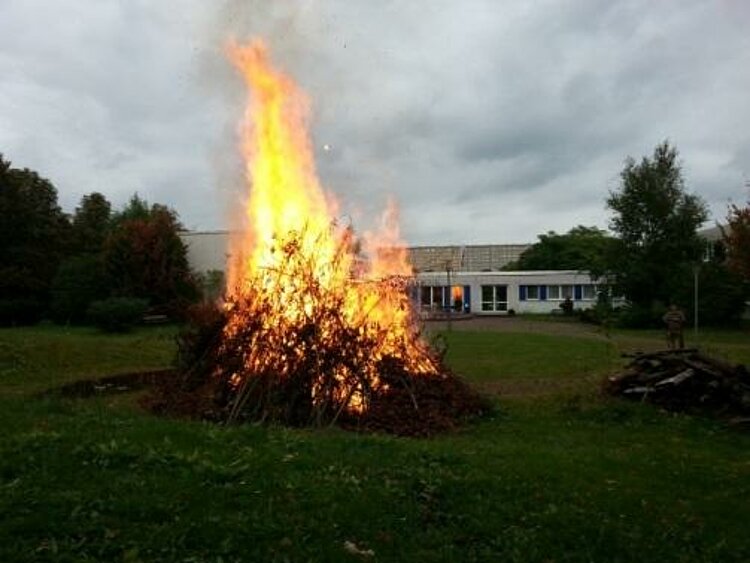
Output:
[
  {"xmin": 145, "ymin": 292, "xmax": 488, "ymax": 437},
  {"xmin": 606, "ymin": 349, "xmax": 750, "ymax": 417}
]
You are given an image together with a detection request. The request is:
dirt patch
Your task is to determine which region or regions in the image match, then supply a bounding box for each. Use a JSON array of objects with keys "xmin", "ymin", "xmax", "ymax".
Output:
[{"xmin": 43, "ymin": 369, "xmax": 178, "ymax": 398}]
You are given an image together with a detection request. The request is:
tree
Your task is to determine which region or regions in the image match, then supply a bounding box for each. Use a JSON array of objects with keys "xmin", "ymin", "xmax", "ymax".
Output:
[
  {"xmin": 0, "ymin": 154, "xmax": 70, "ymax": 324},
  {"xmin": 71, "ymin": 192, "xmax": 112, "ymax": 254},
  {"xmin": 47, "ymin": 192, "xmax": 114, "ymax": 324},
  {"xmin": 112, "ymin": 193, "xmax": 151, "ymax": 224},
  {"xmin": 723, "ymin": 200, "xmax": 750, "ymax": 283},
  {"xmin": 684, "ymin": 261, "xmax": 746, "ymax": 326},
  {"xmin": 50, "ymin": 254, "xmax": 109, "ymax": 324},
  {"xmin": 103, "ymin": 197, "xmax": 198, "ymax": 315},
  {"xmin": 506, "ymin": 225, "xmax": 614, "ymax": 274},
  {"xmin": 606, "ymin": 142, "xmax": 708, "ymax": 317}
]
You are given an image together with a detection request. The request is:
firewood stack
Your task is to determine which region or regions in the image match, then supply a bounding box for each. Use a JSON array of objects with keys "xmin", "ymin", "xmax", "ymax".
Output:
[{"xmin": 606, "ymin": 349, "xmax": 750, "ymax": 417}]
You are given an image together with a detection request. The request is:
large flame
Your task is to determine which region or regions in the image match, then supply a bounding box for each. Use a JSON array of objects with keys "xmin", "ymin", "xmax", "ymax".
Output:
[{"xmin": 220, "ymin": 39, "xmax": 438, "ymax": 417}]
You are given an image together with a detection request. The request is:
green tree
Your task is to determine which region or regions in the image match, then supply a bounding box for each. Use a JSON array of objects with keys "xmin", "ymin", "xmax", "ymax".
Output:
[
  {"xmin": 103, "ymin": 197, "xmax": 198, "ymax": 316},
  {"xmin": 50, "ymin": 254, "xmax": 109, "ymax": 324},
  {"xmin": 71, "ymin": 192, "xmax": 112, "ymax": 254},
  {"xmin": 112, "ymin": 193, "xmax": 151, "ymax": 224},
  {"xmin": 507, "ymin": 225, "xmax": 614, "ymax": 274},
  {"xmin": 606, "ymin": 142, "xmax": 708, "ymax": 318},
  {"xmin": 0, "ymin": 154, "xmax": 70, "ymax": 324},
  {"xmin": 49, "ymin": 192, "xmax": 113, "ymax": 323},
  {"xmin": 687, "ymin": 262, "xmax": 746, "ymax": 326},
  {"xmin": 723, "ymin": 199, "xmax": 750, "ymax": 284}
]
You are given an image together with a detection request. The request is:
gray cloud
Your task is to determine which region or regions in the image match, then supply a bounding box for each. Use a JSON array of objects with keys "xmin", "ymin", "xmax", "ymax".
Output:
[{"xmin": 1, "ymin": 0, "xmax": 749, "ymax": 245}]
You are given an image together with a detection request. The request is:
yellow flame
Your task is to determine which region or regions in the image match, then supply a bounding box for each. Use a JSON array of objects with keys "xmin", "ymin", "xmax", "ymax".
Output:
[
  {"xmin": 222, "ymin": 39, "xmax": 438, "ymax": 412},
  {"xmin": 225, "ymin": 39, "xmax": 340, "ymax": 292}
]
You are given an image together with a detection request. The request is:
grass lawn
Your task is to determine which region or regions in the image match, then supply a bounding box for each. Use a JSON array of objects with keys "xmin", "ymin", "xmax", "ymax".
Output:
[{"xmin": 1, "ymin": 323, "xmax": 749, "ymax": 562}]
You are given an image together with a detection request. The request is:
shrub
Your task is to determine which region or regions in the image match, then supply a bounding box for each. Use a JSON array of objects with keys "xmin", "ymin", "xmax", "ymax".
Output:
[
  {"xmin": 87, "ymin": 297, "xmax": 148, "ymax": 333},
  {"xmin": 615, "ymin": 301, "xmax": 667, "ymax": 329},
  {"xmin": 560, "ymin": 298, "xmax": 574, "ymax": 316},
  {"xmin": 576, "ymin": 302, "xmax": 615, "ymax": 326},
  {"xmin": 0, "ymin": 298, "xmax": 44, "ymax": 326},
  {"xmin": 671, "ymin": 263, "xmax": 747, "ymax": 327},
  {"xmin": 50, "ymin": 255, "xmax": 108, "ymax": 325}
]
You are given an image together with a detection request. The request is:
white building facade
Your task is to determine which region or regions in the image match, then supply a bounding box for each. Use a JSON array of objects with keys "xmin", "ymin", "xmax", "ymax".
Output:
[{"xmin": 414, "ymin": 270, "xmax": 600, "ymax": 315}]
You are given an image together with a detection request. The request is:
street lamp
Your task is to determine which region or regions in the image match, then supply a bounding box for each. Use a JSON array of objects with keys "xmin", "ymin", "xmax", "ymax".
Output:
[
  {"xmin": 693, "ymin": 263, "xmax": 699, "ymax": 339},
  {"xmin": 446, "ymin": 260, "xmax": 452, "ymax": 332},
  {"xmin": 693, "ymin": 241, "xmax": 711, "ymax": 340}
]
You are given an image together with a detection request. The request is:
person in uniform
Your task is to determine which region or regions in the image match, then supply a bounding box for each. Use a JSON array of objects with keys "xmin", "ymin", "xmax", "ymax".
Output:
[{"xmin": 662, "ymin": 304, "xmax": 686, "ymax": 349}]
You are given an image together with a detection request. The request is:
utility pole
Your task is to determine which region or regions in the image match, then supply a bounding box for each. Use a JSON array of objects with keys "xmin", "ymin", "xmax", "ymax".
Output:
[
  {"xmin": 446, "ymin": 261, "xmax": 452, "ymax": 332},
  {"xmin": 693, "ymin": 263, "xmax": 700, "ymax": 339}
]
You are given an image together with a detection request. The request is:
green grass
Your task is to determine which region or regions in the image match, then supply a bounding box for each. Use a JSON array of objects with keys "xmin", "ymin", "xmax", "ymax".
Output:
[
  {"xmin": 442, "ymin": 331, "xmax": 618, "ymax": 380},
  {"xmin": 608, "ymin": 324, "xmax": 750, "ymax": 366},
  {"xmin": 0, "ymin": 324, "xmax": 177, "ymax": 395},
  {"xmin": 1, "ymin": 324, "xmax": 750, "ymax": 562}
]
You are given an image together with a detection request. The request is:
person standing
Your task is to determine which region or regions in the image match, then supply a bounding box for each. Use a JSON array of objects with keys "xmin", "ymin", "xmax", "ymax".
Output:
[{"xmin": 662, "ymin": 304, "xmax": 686, "ymax": 349}]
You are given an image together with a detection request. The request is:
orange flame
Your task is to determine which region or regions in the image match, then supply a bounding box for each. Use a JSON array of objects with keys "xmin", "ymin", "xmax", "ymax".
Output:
[
  {"xmin": 452, "ymin": 286, "xmax": 463, "ymax": 302},
  {"xmin": 221, "ymin": 39, "xmax": 438, "ymax": 414},
  {"xmin": 225, "ymin": 39, "xmax": 336, "ymax": 292}
]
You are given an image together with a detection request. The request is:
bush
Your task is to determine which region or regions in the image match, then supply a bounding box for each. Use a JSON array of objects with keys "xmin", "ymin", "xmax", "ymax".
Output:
[
  {"xmin": 560, "ymin": 298, "xmax": 574, "ymax": 316},
  {"xmin": 0, "ymin": 298, "xmax": 44, "ymax": 326},
  {"xmin": 671, "ymin": 263, "xmax": 747, "ymax": 327},
  {"xmin": 576, "ymin": 301, "xmax": 616, "ymax": 326},
  {"xmin": 87, "ymin": 297, "xmax": 148, "ymax": 333},
  {"xmin": 615, "ymin": 301, "xmax": 667, "ymax": 329},
  {"xmin": 50, "ymin": 255, "xmax": 108, "ymax": 325}
]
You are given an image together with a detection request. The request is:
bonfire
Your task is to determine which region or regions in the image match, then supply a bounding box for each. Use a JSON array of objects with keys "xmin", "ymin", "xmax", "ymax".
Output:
[{"xmin": 150, "ymin": 39, "xmax": 486, "ymax": 436}]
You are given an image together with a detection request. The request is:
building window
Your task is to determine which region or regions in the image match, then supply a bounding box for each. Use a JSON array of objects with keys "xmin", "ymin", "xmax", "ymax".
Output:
[
  {"xmin": 420, "ymin": 286, "xmax": 431, "ymax": 307},
  {"xmin": 481, "ymin": 285, "xmax": 508, "ymax": 312},
  {"xmin": 582, "ymin": 284, "xmax": 596, "ymax": 300},
  {"xmin": 450, "ymin": 286, "xmax": 463, "ymax": 311},
  {"xmin": 526, "ymin": 285, "xmax": 539, "ymax": 300},
  {"xmin": 420, "ymin": 285, "xmax": 446, "ymax": 309},
  {"xmin": 481, "ymin": 286, "xmax": 493, "ymax": 311},
  {"xmin": 546, "ymin": 284, "xmax": 573, "ymax": 300}
]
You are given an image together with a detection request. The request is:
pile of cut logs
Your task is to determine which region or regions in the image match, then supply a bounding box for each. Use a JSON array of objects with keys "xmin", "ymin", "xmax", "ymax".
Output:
[{"xmin": 606, "ymin": 349, "xmax": 750, "ymax": 418}]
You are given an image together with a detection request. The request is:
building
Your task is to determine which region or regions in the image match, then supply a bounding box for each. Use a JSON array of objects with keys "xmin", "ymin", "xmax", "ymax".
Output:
[
  {"xmin": 180, "ymin": 231, "xmax": 230, "ymax": 273},
  {"xmin": 408, "ymin": 244, "xmax": 601, "ymax": 315},
  {"xmin": 408, "ymin": 244, "xmax": 529, "ymax": 272},
  {"xmin": 414, "ymin": 270, "xmax": 600, "ymax": 315},
  {"xmin": 179, "ymin": 231, "xmax": 601, "ymax": 315}
]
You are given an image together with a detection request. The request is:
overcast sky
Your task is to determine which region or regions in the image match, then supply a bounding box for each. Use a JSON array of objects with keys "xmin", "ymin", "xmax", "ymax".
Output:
[{"xmin": 2, "ymin": 1, "xmax": 749, "ymax": 245}]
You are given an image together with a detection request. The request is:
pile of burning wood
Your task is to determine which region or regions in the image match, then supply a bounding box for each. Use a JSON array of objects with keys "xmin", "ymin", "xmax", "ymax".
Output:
[
  {"xmin": 145, "ymin": 296, "xmax": 488, "ymax": 437},
  {"xmin": 606, "ymin": 349, "xmax": 750, "ymax": 418},
  {"xmin": 143, "ymin": 41, "xmax": 489, "ymax": 436}
]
